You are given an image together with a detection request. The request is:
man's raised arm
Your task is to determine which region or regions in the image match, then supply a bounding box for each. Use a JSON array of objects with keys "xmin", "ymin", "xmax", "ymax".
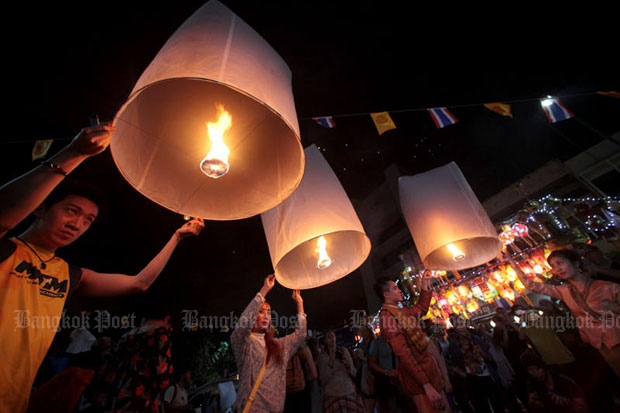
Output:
[
  {"xmin": 0, "ymin": 124, "xmax": 113, "ymax": 238},
  {"xmin": 75, "ymin": 218, "xmax": 204, "ymax": 297}
]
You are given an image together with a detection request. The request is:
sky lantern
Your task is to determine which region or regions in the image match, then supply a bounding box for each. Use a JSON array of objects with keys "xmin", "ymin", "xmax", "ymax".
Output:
[
  {"xmin": 399, "ymin": 162, "xmax": 502, "ymax": 271},
  {"xmin": 261, "ymin": 145, "xmax": 371, "ymax": 289},
  {"xmin": 110, "ymin": 0, "xmax": 305, "ymax": 220}
]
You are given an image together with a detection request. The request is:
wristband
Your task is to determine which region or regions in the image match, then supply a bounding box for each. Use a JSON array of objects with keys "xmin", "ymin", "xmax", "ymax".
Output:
[{"xmin": 41, "ymin": 161, "xmax": 68, "ymax": 176}]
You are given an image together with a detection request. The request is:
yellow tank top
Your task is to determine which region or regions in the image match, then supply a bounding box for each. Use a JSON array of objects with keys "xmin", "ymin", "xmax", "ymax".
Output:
[{"xmin": 0, "ymin": 237, "xmax": 80, "ymax": 413}]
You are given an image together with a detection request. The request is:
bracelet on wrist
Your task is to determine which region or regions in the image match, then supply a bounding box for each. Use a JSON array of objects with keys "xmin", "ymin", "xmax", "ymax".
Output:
[{"xmin": 41, "ymin": 161, "xmax": 68, "ymax": 176}]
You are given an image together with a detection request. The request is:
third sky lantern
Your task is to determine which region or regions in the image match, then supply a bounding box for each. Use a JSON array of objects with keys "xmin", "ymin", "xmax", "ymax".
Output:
[
  {"xmin": 261, "ymin": 145, "xmax": 371, "ymax": 290},
  {"xmin": 399, "ymin": 162, "xmax": 502, "ymax": 271},
  {"xmin": 110, "ymin": 0, "xmax": 304, "ymax": 220}
]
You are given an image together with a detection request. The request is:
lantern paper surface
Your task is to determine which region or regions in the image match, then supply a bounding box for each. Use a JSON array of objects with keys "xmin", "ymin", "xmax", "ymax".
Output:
[
  {"xmin": 111, "ymin": 0, "xmax": 304, "ymax": 220},
  {"xmin": 261, "ymin": 145, "xmax": 371, "ymax": 289},
  {"xmin": 399, "ymin": 162, "xmax": 501, "ymax": 271}
]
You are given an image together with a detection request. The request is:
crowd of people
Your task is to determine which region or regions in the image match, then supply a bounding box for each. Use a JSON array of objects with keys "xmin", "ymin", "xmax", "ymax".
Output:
[{"xmin": 1, "ymin": 123, "xmax": 620, "ymax": 412}]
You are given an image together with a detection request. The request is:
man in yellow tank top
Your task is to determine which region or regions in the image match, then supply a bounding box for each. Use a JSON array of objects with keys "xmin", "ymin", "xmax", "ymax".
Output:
[{"xmin": 0, "ymin": 124, "xmax": 204, "ymax": 412}]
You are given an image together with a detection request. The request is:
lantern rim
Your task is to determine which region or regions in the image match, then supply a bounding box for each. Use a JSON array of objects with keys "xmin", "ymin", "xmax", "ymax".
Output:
[
  {"xmin": 274, "ymin": 230, "xmax": 371, "ymax": 290},
  {"xmin": 422, "ymin": 236, "xmax": 502, "ymax": 271}
]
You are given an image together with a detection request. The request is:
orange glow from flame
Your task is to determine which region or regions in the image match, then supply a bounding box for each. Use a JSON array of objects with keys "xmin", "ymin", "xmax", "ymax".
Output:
[
  {"xmin": 446, "ymin": 243, "xmax": 466, "ymax": 261},
  {"xmin": 316, "ymin": 236, "xmax": 332, "ymax": 269},
  {"xmin": 200, "ymin": 105, "xmax": 232, "ymax": 178}
]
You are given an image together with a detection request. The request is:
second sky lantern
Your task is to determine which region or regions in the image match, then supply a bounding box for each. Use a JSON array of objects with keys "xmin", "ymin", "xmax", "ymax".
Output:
[
  {"xmin": 399, "ymin": 162, "xmax": 502, "ymax": 271},
  {"xmin": 261, "ymin": 145, "xmax": 372, "ymax": 289},
  {"xmin": 110, "ymin": 0, "xmax": 305, "ymax": 220}
]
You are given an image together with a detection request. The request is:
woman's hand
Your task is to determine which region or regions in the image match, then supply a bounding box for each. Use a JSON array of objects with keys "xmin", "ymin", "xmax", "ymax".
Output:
[
  {"xmin": 259, "ymin": 274, "xmax": 276, "ymax": 298},
  {"xmin": 292, "ymin": 289, "xmax": 304, "ymax": 314}
]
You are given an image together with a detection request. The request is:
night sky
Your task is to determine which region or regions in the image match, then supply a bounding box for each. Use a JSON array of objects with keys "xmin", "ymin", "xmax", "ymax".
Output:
[{"xmin": 2, "ymin": 1, "xmax": 619, "ymax": 330}]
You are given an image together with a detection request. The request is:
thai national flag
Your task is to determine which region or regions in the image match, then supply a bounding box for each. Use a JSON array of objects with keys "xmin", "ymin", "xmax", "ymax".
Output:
[
  {"xmin": 540, "ymin": 98, "xmax": 574, "ymax": 123},
  {"xmin": 427, "ymin": 107, "xmax": 458, "ymax": 128},
  {"xmin": 312, "ymin": 116, "xmax": 336, "ymax": 128}
]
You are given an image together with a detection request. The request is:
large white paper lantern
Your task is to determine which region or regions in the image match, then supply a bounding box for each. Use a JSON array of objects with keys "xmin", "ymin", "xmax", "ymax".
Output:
[
  {"xmin": 399, "ymin": 162, "xmax": 501, "ymax": 271},
  {"xmin": 261, "ymin": 145, "xmax": 371, "ymax": 289},
  {"xmin": 111, "ymin": 0, "xmax": 304, "ymax": 220}
]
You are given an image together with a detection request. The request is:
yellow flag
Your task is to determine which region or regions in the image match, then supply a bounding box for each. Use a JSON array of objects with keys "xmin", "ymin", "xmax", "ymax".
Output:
[
  {"xmin": 597, "ymin": 91, "xmax": 620, "ymax": 99},
  {"xmin": 483, "ymin": 103, "xmax": 513, "ymax": 118},
  {"xmin": 370, "ymin": 112, "xmax": 396, "ymax": 135},
  {"xmin": 32, "ymin": 139, "xmax": 54, "ymax": 161}
]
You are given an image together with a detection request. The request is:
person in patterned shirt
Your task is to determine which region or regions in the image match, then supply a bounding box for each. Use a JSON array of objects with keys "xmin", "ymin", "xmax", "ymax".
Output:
[
  {"xmin": 84, "ymin": 314, "xmax": 175, "ymax": 412},
  {"xmin": 231, "ymin": 274, "xmax": 307, "ymax": 413}
]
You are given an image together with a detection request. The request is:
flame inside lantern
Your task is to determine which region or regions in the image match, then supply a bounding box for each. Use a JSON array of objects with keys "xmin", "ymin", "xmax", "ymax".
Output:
[
  {"xmin": 315, "ymin": 236, "xmax": 332, "ymax": 269},
  {"xmin": 446, "ymin": 243, "xmax": 466, "ymax": 261},
  {"xmin": 200, "ymin": 105, "xmax": 232, "ymax": 178}
]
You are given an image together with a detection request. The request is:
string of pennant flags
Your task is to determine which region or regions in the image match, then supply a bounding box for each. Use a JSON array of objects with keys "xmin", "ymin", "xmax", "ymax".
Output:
[
  {"xmin": 20, "ymin": 90, "xmax": 620, "ymax": 162},
  {"xmin": 308, "ymin": 90, "xmax": 620, "ymax": 135}
]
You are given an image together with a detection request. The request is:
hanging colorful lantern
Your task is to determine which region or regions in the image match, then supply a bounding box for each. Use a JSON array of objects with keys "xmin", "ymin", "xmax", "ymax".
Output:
[
  {"xmin": 261, "ymin": 145, "xmax": 371, "ymax": 289},
  {"xmin": 466, "ymin": 300, "xmax": 480, "ymax": 313},
  {"xmin": 512, "ymin": 222, "xmax": 529, "ymax": 237},
  {"xmin": 499, "ymin": 285, "xmax": 516, "ymax": 302},
  {"xmin": 457, "ymin": 285, "xmax": 472, "ymax": 299},
  {"xmin": 499, "ymin": 230, "xmax": 516, "ymax": 246},
  {"xmin": 471, "ymin": 285, "xmax": 484, "ymax": 301},
  {"xmin": 110, "ymin": 0, "xmax": 305, "ymax": 220},
  {"xmin": 485, "ymin": 281, "xmax": 498, "ymax": 302},
  {"xmin": 445, "ymin": 290, "xmax": 460, "ymax": 304},
  {"xmin": 505, "ymin": 265, "xmax": 518, "ymax": 282},
  {"xmin": 398, "ymin": 162, "xmax": 502, "ymax": 271},
  {"xmin": 492, "ymin": 271, "xmax": 506, "ymax": 284},
  {"xmin": 513, "ymin": 279, "xmax": 526, "ymax": 294},
  {"xmin": 428, "ymin": 270, "xmax": 448, "ymax": 278}
]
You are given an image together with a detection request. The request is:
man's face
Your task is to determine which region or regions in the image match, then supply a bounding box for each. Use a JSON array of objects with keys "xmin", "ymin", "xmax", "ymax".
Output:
[
  {"xmin": 181, "ymin": 370, "xmax": 192, "ymax": 385},
  {"xmin": 35, "ymin": 195, "xmax": 98, "ymax": 248},
  {"xmin": 527, "ymin": 366, "xmax": 546, "ymax": 381},
  {"xmin": 383, "ymin": 281, "xmax": 403, "ymax": 303}
]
